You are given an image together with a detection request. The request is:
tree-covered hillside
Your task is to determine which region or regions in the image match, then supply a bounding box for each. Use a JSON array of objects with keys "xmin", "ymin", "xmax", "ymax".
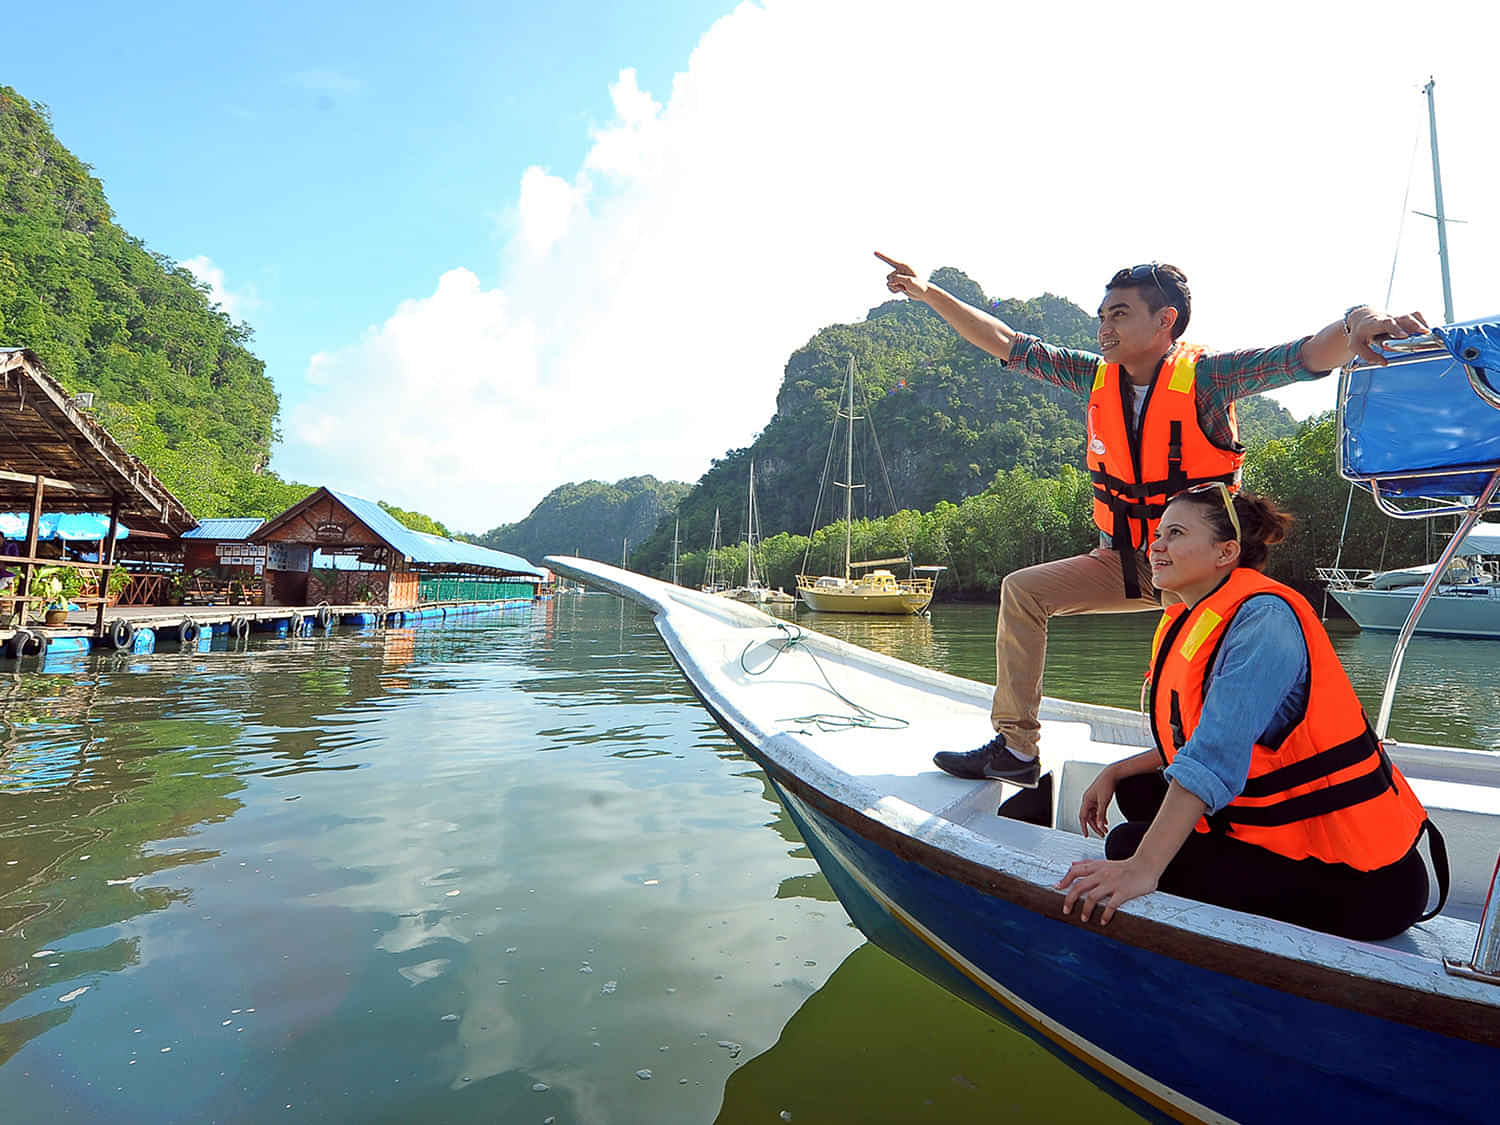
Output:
[
  {"xmin": 0, "ymin": 86, "xmax": 448, "ymax": 533},
  {"xmin": 634, "ymin": 268, "xmax": 1297, "ymax": 573},
  {"xmin": 475, "ymin": 476, "xmax": 690, "ymax": 563}
]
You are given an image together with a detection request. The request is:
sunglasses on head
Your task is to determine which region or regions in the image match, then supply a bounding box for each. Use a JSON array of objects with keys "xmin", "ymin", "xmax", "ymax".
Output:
[
  {"xmin": 1111, "ymin": 262, "xmax": 1169, "ymax": 297},
  {"xmin": 1171, "ymin": 481, "xmax": 1240, "ymax": 542}
]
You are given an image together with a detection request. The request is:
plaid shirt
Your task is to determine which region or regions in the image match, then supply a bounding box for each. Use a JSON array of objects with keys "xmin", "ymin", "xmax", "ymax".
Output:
[{"xmin": 1006, "ymin": 334, "xmax": 1329, "ymax": 447}]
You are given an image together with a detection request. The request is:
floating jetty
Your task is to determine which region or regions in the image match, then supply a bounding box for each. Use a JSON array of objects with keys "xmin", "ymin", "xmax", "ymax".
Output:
[
  {"xmin": 1, "ymin": 349, "xmax": 550, "ymax": 660},
  {"xmin": 1, "ymin": 597, "xmax": 532, "ymax": 661}
]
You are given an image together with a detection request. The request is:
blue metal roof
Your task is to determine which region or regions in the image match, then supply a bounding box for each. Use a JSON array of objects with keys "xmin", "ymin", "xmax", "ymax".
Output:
[
  {"xmin": 182, "ymin": 517, "xmax": 265, "ymax": 540},
  {"xmin": 326, "ymin": 489, "xmax": 545, "ymax": 578}
]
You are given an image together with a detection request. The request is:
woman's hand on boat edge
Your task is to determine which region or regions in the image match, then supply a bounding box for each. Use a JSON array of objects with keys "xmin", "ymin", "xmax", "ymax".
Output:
[
  {"xmin": 1055, "ymin": 858, "xmax": 1159, "ymax": 926},
  {"xmin": 1078, "ymin": 767, "xmax": 1117, "ymax": 838}
]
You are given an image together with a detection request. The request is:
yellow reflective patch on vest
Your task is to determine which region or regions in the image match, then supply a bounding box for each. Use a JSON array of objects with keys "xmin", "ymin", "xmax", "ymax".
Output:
[
  {"xmin": 1167, "ymin": 353, "xmax": 1197, "ymax": 394},
  {"xmin": 1178, "ymin": 609, "xmax": 1222, "ymax": 660},
  {"xmin": 1150, "ymin": 612, "xmax": 1173, "ymax": 662},
  {"xmin": 1093, "ymin": 362, "xmax": 1108, "ymax": 392}
]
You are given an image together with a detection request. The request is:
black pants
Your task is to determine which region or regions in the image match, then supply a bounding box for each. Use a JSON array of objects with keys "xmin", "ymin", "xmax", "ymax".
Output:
[{"xmin": 1104, "ymin": 772, "xmax": 1430, "ymax": 941}]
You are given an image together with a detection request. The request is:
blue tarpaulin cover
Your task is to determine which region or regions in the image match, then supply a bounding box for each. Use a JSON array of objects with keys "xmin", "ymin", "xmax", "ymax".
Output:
[
  {"xmin": 1436, "ymin": 320, "xmax": 1500, "ymax": 376},
  {"xmin": 0, "ymin": 512, "xmax": 131, "ymax": 541},
  {"xmin": 1341, "ymin": 317, "xmax": 1500, "ymax": 499}
]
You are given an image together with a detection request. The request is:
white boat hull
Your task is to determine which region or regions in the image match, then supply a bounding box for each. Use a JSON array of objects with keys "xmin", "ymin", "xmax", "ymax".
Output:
[
  {"xmin": 548, "ymin": 555, "xmax": 1500, "ymax": 1123},
  {"xmin": 1329, "ymin": 586, "xmax": 1500, "ymax": 637}
]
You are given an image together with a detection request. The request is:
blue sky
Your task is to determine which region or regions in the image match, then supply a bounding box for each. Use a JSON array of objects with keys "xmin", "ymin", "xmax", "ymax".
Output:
[
  {"xmin": 8, "ymin": 0, "xmax": 732, "ymax": 516},
  {"xmin": 8, "ymin": 1, "xmax": 1500, "ymax": 532}
]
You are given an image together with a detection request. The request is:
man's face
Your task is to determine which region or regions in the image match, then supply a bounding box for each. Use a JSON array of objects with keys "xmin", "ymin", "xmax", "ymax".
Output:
[{"xmin": 1096, "ymin": 286, "xmax": 1172, "ymax": 368}]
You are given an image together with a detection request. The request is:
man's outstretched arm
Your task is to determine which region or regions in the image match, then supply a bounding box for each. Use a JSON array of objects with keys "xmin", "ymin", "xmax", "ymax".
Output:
[
  {"xmin": 876, "ymin": 251, "xmax": 1019, "ymax": 361},
  {"xmin": 1301, "ymin": 305, "xmax": 1432, "ymax": 372}
]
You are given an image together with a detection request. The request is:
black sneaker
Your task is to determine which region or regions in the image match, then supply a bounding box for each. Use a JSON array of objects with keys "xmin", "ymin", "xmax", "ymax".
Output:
[{"xmin": 933, "ymin": 734, "xmax": 1041, "ymax": 788}]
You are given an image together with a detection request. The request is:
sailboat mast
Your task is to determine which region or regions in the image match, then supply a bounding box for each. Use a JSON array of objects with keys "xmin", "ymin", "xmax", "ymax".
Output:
[
  {"xmin": 746, "ymin": 462, "xmax": 757, "ymax": 588},
  {"xmin": 672, "ymin": 518, "xmax": 680, "ymax": 585},
  {"xmin": 706, "ymin": 508, "xmax": 721, "ymax": 590},
  {"xmin": 843, "ymin": 359, "xmax": 855, "ymax": 581},
  {"xmin": 1423, "ymin": 77, "xmax": 1455, "ymax": 324}
]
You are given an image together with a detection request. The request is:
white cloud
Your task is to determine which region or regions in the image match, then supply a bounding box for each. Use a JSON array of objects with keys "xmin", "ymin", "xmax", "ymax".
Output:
[
  {"xmin": 515, "ymin": 166, "xmax": 586, "ymax": 258},
  {"xmin": 181, "ymin": 256, "xmax": 261, "ymax": 322},
  {"xmin": 275, "ymin": 0, "xmax": 1500, "ymax": 530},
  {"xmin": 284, "ymin": 268, "xmax": 545, "ymax": 515}
]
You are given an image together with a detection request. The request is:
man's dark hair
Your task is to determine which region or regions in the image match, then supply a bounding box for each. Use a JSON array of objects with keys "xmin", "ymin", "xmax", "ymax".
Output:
[{"xmin": 1106, "ymin": 263, "xmax": 1191, "ymax": 340}]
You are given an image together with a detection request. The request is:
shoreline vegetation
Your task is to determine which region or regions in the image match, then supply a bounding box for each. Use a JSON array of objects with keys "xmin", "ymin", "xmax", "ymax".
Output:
[{"xmin": 2, "ymin": 84, "xmax": 1435, "ymax": 597}]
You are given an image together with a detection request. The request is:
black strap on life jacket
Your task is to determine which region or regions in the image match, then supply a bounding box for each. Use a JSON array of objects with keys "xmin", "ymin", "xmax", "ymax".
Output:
[
  {"xmin": 1168, "ymin": 690, "xmax": 1187, "ymax": 752},
  {"xmin": 1218, "ymin": 728, "xmax": 1397, "ymax": 828},
  {"xmin": 1236, "ymin": 731, "xmax": 1382, "ymax": 799},
  {"xmin": 1417, "ymin": 818, "xmax": 1451, "ymax": 922},
  {"xmin": 1165, "ymin": 420, "xmax": 1187, "ymax": 497}
]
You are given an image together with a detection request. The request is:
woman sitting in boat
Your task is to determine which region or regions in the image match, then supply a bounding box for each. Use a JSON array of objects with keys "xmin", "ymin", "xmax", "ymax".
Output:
[{"xmin": 1057, "ymin": 483, "xmax": 1442, "ymax": 940}]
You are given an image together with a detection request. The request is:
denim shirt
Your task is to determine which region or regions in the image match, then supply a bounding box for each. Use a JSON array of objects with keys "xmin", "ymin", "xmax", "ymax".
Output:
[{"xmin": 1162, "ymin": 595, "xmax": 1310, "ymax": 814}]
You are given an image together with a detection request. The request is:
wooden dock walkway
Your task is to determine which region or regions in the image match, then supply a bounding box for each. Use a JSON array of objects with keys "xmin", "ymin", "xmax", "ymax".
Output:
[{"xmin": 0, "ymin": 598, "xmax": 535, "ymax": 659}]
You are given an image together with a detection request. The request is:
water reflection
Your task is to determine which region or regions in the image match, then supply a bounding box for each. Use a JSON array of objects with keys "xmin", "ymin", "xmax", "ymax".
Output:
[
  {"xmin": 3, "ymin": 594, "xmax": 1487, "ymax": 1123},
  {"xmin": 1326, "ymin": 623, "xmax": 1500, "ymax": 749},
  {"xmin": 795, "ymin": 607, "xmax": 940, "ymax": 665},
  {"xmin": 0, "ymin": 604, "xmax": 872, "ymax": 1122},
  {"xmin": 715, "ymin": 943, "xmax": 1146, "ymax": 1124}
]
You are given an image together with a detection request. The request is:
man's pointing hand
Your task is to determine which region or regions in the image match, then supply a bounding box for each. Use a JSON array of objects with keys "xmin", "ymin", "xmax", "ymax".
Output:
[{"xmin": 875, "ymin": 251, "xmax": 927, "ymax": 300}]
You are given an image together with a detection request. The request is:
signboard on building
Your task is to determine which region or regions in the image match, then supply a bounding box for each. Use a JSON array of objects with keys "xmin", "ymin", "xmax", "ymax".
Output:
[
  {"xmin": 216, "ymin": 542, "xmax": 268, "ymax": 567},
  {"xmin": 266, "ymin": 543, "xmax": 311, "ymax": 572},
  {"xmin": 313, "ymin": 521, "xmax": 347, "ymax": 542}
]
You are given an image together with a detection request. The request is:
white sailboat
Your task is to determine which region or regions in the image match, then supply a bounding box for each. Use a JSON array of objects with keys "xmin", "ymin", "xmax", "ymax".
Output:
[
  {"xmin": 722, "ymin": 461, "xmax": 794, "ymax": 605},
  {"xmin": 1320, "ymin": 523, "xmax": 1500, "ymax": 636},
  {"xmin": 796, "ymin": 357, "xmax": 940, "ymax": 615},
  {"xmin": 700, "ymin": 509, "xmax": 725, "ymax": 594}
]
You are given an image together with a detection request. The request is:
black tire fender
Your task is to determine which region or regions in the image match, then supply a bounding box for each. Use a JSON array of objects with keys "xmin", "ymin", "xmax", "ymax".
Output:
[
  {"xmin": 6, "ymin": 628, "xmax": 48, "ymax": 659},
  {"xmin": 178, "ymin": 618, "xmax": 201, "ymax": 645},
  {"xmin": 315, "ymin": 603, "xmax": 333, "ymax": 630},
  {"xmin": 230, "ymin": 616, "xmax": 251, "ymax": 640},
  {"xmin": 108, "ymin": 619, "xmax": 136, "ymax": 652}
]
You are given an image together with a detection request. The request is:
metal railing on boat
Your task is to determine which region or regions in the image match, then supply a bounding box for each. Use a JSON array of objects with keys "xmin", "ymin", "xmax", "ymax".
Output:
[
  {"xmin": 1338, "ymin": 326, "xmax": 1500, "ymax": 986},
  {"xmin": 1446, "ymin": 854, "xmax": 1500, "ymax": 985}
]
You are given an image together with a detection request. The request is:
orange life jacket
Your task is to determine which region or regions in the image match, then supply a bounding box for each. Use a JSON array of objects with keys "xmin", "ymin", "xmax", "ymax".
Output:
[
  {"xmin": 1148, "ymin": 568, "xmax": 1429, "ymax": 870},
  {"xmin": 1087, "ymin": 344, "xmax": 1242, "ymax": 597}
]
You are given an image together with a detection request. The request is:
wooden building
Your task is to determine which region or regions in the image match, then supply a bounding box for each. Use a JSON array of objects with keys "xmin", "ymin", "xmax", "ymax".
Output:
[
  {"xmin": 249, "ymin": 487, "xmax": 542, "ymax": 609},
  {"xmin": 0, "ymin": 348, "xmax": 196, "ymax": 632},
  {"xmin": 178, "ymin": 518, "xmax": 270, "ymax": 605}
]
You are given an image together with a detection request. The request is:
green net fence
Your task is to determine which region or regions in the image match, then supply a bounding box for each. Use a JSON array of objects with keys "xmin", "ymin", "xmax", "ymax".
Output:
[{"xmin": 417, "ymin": 578, "xmax": 535, "ymax": 603}]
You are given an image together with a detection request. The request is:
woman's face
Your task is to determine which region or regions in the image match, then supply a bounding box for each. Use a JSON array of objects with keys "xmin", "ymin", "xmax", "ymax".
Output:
[{"xmin": 1149, "ymin": 498, "xmax": 1237, "ymax": 595}]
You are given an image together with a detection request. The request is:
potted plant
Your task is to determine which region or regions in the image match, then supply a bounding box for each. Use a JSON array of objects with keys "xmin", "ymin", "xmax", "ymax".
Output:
[
  {"xmin": 167, "ymin": 569, "xmax": 188, "ymax": 606},
  {"xmin": 33, "ymin": 564, "xmax": 85, "ymax": 626},
  {"xmin": 0, "ymin": 570, "xmax": 15, "ymax": 629},
  {"xmin": 105, "ymin": 565, "xmax": 131, "ymax": 607}
]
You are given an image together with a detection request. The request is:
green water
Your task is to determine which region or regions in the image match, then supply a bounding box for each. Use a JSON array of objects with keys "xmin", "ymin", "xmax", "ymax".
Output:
[{"xmin": 0, "ymin": 596, "xmax": 1492, "ymax": 1123}]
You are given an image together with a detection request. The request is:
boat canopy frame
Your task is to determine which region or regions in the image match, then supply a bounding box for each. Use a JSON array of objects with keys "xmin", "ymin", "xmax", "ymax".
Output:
[{"xmin": 1336, "ymin": 322, "xmax": 1500, "ymax": 985}]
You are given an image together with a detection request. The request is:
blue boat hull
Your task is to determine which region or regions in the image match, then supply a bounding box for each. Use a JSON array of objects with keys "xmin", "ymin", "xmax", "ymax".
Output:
[{"xmin": 770, "ymin": 777, "xmax": 1494, "ymax": 1124}]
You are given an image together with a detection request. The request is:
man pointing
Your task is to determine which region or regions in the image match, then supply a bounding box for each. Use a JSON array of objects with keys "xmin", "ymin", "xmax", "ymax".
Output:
[{"xmin": 874, "ymin": 251, "xmax": 1428, "ymax": 787}]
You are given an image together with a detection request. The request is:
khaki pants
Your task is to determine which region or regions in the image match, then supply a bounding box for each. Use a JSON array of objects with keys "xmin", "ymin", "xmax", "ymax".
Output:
[{"xmin": 991, "ymin": 547, "xmax": 1162, "ymax": 757}]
